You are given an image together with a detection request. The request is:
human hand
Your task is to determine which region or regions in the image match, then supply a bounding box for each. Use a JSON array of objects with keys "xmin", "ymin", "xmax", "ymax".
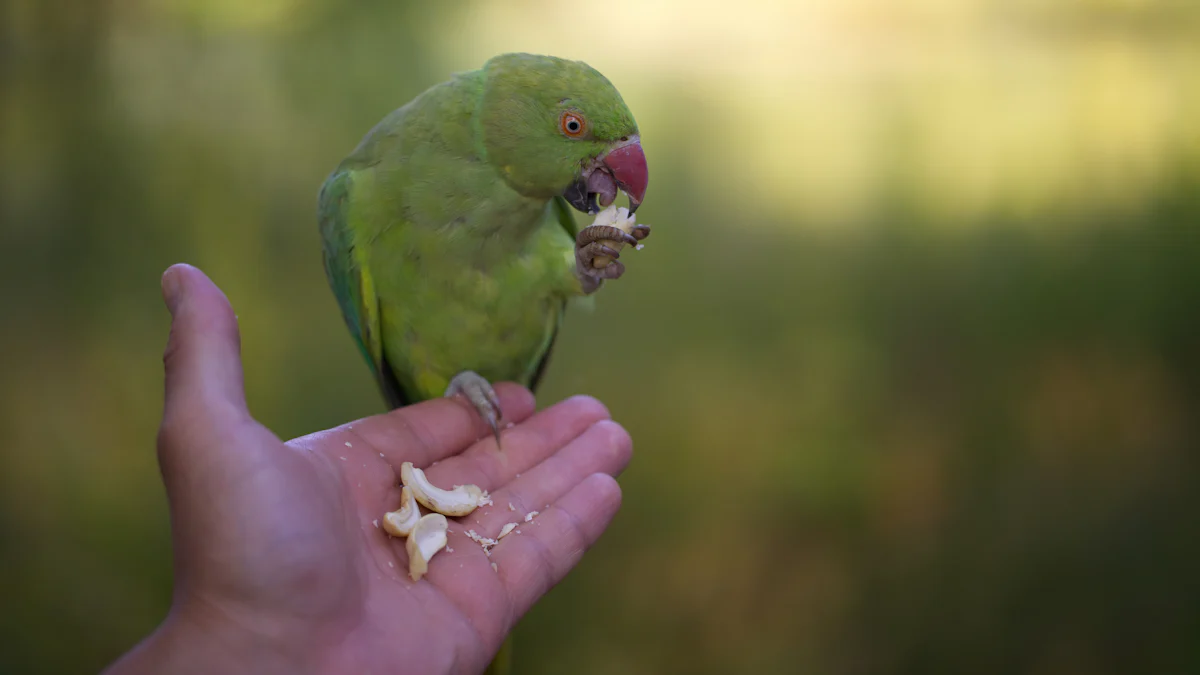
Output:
[{"xmin": 105, "ymin": 264, "xmax": 632, "ymax": 675}]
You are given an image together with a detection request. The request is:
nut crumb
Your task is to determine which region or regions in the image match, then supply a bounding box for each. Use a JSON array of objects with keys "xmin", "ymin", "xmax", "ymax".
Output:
[
  {"xmin": 387, "ymin": 561, "xmax": 394, "ymax": 568},
  {"xmin": 491, "ymin": 562, "xmax": 498, "ymax": 572},
  {"xmin": 516, "ymin": 529, "xmax": 521, "ymax": 534},
  {"xmin": 446, "ymin": 546, "xmax": 454, "ymax": 553},
  {"xmin": 339, "ymin": 456, "xmax": 347, "ymax": 461},
  {"xmin": 345, "ymin": 441, "xmax": 353, "ymax": 448},
  {"xmin": 508, "ymin": 502, "xmax": 515, "ymax": 511},
  {"xmin": 524, "ymin": 511, "xmax": 538, "ymax": 522},
  {"xmin": 379, "ymin": 452, "xmax": 385, "ymax": 458},
  {"xmin": 372, "ymin": 519, "xmax": 379, "ymax": 528},
  {"xmin": 498, "ymin": 523, "xmax": 517, "ymax": 539}
]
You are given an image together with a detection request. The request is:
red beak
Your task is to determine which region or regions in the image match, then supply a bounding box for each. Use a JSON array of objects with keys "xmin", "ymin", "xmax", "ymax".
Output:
[{"xmin": 602, "ymin": 140, "xmax": 648, "ymax": 214}]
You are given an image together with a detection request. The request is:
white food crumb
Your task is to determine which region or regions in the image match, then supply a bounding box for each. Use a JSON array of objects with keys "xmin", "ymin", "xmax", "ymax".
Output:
[
  {"xmin": 635, "ymin": 244, "xmax": 645, "ymax": 251},
  {"xmin": 446, "ymin": 546, "xmax": 454, "ymax": 553},
  {"xmin": 491, "ymin": 562, "xmax": 498, "ymax": 572},
  {"xmin": 508, "ymin": 502, "xmax": 515, "ymax": 511},
  {"xmin": 387, "ymin": 561, "xmax": 394, "ymax": 568},
  {"xmin": 505, "ymin": 422, "xmax": 514, "ymax": 429},
  {"xmin": 524, "ymin": 511, "xmax": 538, "ymax": 522},
  {"xmin": 516, "ymin": 530, "xmax": 521, "ymax": 534},
  {"xmin": 372, "ymin": 519, "xmax": 379, "ymax": 528},
  {"xmin": 379, "ymin": 453, "xmax": 385, "ymax": 458},
  {"xmin": 339, "ymin": 456, "xmax": 347, "ymax": 461},
  {"xmin": 345, "ymin": 442, "xmax": 353, "ymax": 448},
  {"xmin": 498, "ymin": 523, "xmax": 517, "ymax": 539}
]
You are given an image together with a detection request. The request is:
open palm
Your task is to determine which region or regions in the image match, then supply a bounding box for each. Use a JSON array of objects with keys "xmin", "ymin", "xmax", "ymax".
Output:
[{"xmin": 106, "ymin": 265, "xmax": 631, "ymax": 675}]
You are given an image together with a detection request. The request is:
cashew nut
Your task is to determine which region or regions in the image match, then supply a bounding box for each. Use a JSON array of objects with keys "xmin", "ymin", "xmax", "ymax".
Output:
[
  {"xmin": 382, "ymin": 486, "xmax": 421, "ymax": 537},
  {"xmin": 585, "ymin": 204, "xmax": 644, "ymax": 268},
  {"xmin": 400, "ymin": 462, "xmax": 491, "ymax": 517},
  {"xmin": 406, "ymin": 513, "xmax": 449, "ymax": 581}
]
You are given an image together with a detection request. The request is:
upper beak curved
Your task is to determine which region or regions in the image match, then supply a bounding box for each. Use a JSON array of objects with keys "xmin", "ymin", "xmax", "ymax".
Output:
[{"xmin": 603, "ymin": 139, "xmax": 648, "ymax": 214}]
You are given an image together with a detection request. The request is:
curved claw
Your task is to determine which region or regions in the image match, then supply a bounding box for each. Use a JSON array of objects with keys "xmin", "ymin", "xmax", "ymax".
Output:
[
  {"xmin": 582, "ymin": 242, "xmax": 623, "ymax": 261},
  {"xmin": 444, "ymin": 371, "xmax": 504, "ymax": 449},
  {"xmin": 631, "ymin": 224, "xmax": 651, "ymax": 241}
]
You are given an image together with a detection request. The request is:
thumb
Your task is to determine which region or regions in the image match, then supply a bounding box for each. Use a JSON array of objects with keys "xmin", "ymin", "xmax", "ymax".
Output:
[{"xmin": 158, "ymin": 264, "xmax": 249, "ymax": 449}]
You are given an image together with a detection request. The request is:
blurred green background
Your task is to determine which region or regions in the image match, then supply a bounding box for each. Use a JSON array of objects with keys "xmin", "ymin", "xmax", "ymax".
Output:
[{"xmin": 3, "ymin": 0, "xmax": 1199, "ymax": 673}]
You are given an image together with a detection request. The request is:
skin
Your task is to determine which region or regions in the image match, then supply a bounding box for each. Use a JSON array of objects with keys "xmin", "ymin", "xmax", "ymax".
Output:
[{"xmin": 104, "ymin": 265, "xmax": 633, "ymax": 675}]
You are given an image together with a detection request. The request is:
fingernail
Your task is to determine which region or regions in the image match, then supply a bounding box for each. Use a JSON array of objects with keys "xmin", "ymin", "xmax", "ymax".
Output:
[{"xmin": 162, "ymin": 266, "xmax": 182, "ymax": 316}]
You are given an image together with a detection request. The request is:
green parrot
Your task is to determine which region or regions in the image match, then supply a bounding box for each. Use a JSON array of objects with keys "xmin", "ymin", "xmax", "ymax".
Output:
[{"xmin": 317, "ymin": 53, "xmax": 649, "ymax": 672}]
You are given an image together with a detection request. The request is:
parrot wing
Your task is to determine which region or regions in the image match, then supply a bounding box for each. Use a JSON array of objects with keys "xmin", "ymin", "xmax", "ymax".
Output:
[{"xmin": 318, "ymin": 168, "xmax": 410, "ymax": 409}]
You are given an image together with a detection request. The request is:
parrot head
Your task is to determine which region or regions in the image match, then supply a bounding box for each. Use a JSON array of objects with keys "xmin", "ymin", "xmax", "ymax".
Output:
[{"xmin": 480, "ymin": 53, "xmax": 648, "ymax": 215}]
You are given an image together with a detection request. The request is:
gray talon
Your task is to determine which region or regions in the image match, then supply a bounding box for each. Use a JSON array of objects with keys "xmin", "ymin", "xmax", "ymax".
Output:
[{"xmin": 444, "ymin": 370, "xmax": 503, "ymax": 448}]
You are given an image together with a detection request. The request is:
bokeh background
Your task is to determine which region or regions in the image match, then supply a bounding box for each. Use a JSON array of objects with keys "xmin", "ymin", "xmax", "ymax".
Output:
[{"xmin": 3, "ymin": 0, "xmax": 1199, "ymax": 672}]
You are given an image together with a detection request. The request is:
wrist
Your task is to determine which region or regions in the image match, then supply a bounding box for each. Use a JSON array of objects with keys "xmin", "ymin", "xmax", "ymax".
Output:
[{"xmin": 103, "ymin": 602, "xmax": 324, "ymax": 675}]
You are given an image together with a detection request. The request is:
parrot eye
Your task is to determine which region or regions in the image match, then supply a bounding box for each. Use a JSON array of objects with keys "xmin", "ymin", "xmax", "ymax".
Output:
[{"xmin": 560, "ymin": 112, "xmax": 587, "ymax": 138}]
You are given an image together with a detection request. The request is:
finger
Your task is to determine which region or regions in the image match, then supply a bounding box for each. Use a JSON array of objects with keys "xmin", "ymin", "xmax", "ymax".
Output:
[
  {"xmin": 490, "ymin": 473, "xmax": 623, "ymax": 619},
  {"xmin": 158, "ymin": 264, "xmax": 250, "ymax": 454},
  {"xmin": 321, "ymin": 383, "xmax": 536, "ymax": 470},
  {"xmin": 465, "ymin": 420, "xmax": 632, "ymax": 537},
  {"xmin": 423, "ymin": 395, "xmax": 611, "ymax": 493}
]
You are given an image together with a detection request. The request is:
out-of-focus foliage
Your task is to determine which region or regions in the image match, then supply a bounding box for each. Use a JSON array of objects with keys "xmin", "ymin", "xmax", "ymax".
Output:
[{"xmin": 2, "ymin": 0, "xmax": 1198, "ymax": 673}]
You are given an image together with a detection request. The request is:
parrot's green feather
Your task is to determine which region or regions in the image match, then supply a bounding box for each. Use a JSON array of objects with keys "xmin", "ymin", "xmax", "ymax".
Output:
[
  {"xmin": 522, "ymin": 196, "xmax": 582, "ymax": 393},
  {"xmin": 320, "ymin": 54, "xmax": 637, "ymax": 408},
  {"xmin": 318, "ymin": 166, "xmax": 411, "ymax": 408}
]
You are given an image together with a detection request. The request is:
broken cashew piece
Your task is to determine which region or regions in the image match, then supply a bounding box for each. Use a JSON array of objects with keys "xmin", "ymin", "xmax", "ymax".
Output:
[
  {"xmin": 401, "ymin": 462, "xmax": 491, "ymax": 517},
  {"xmin": 406, "ymin": 513, "xmax": 449, "ymax": 581},
  {"xmin": 382, "ymin": 486, "xmax": 421, "ymax": 537},
  {"xmin": 585, "ymin": 204, "xmax": 644, "ymax": 269}
]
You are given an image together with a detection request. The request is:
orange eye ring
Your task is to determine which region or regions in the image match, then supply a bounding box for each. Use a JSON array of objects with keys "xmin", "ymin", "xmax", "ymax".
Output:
[{"xmin": 560, "ymin": 112, "xmax": 587, "ymax": 137}]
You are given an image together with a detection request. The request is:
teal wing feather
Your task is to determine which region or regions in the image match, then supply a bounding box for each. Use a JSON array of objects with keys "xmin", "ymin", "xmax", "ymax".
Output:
[{"xmin": 318, "ymin": 168, "xmax": 410, "ymax": 409}]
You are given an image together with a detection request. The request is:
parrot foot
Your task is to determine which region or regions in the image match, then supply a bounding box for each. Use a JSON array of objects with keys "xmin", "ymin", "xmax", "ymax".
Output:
[
  {"xmin": 444, "ymin": 371, "xmax": 503, "ymax": 448},
  {"xmin": 629, "ymin": 223, "xmax": 652, "ymax": 242},
  {"xmin": 575, "ymin": 224, "xmax": 651, "ymax": 292}
]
